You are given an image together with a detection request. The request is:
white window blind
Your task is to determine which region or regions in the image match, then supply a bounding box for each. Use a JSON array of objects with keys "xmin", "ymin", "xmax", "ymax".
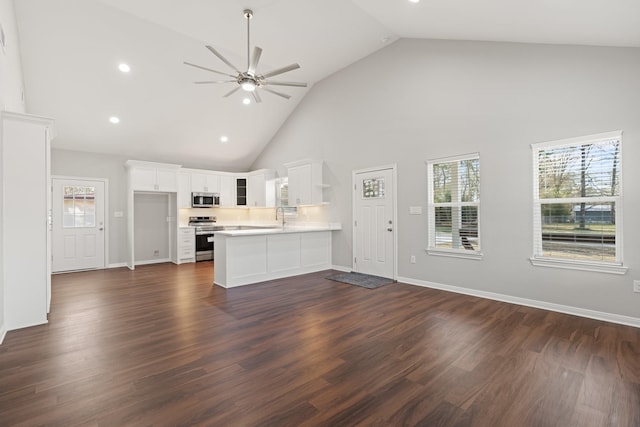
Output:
[
  {"xmin": 531, "ymin": 131, "xmax": 625, "ymax": 273},
  {"xmin": 427, "ymin": 153, "xmax": 481, "ymax": 259}
]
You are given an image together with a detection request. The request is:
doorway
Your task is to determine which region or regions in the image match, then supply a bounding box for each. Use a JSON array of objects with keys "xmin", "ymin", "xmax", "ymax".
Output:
[
  {"xmin": 352, "ymin": 165, "xmax": 397, "ymax": 279},
  {"xmin": 52, "ymin": 177, "xmax": 106, "ymax": 272}
]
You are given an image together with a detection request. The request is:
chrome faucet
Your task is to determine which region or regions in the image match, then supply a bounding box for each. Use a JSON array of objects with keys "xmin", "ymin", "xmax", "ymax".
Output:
[{"xmin": 275, "ymin": 206, "xmax": 285, "ymax": 228}]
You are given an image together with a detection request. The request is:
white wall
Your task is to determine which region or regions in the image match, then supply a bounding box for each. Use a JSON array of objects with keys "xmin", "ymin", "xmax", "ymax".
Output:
[
  {"xmin": 51, "ymin": 149, "xmax": 129, "ymax": 265},
  {"xmin": 0, "ymin": 0, "xmax": 26, "ymax": 342},
  {"xmin": 252, "ymin": 39, "xmax": 640, "ymax": 322},
  {"xmin": 0, "ymin": 0, "xmax": 25, "ymax": 112},
  {"xmin": 134, "ymin": 193, "xmax": 170, "ymax": 263}
]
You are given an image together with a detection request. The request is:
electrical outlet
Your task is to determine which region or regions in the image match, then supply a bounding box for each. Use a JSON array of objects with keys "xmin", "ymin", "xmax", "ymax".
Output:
[
  {"xmin": 153, "ymin": 250, "xmax": 160, "ymax": 257},
  {"xmin": 634, "ymin": 280, "xmax": 640, "ymax": 293},
  {"xmin": 410, "ymin": 255, "xmax": 416, "ymax": 264}
]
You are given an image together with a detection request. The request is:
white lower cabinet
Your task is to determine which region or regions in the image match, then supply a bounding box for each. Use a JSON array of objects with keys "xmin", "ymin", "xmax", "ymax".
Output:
[{"xmin": 177, "ymin": 227, "xmax": 195, "ymax": 263}]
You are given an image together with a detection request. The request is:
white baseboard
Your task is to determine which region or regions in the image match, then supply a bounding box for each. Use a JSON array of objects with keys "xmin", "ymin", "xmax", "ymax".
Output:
[
  {"xmin": 134, "ymin": 258, "xmax": 172, "ymax": 266},
  {"xmin": 397, "ymin": 275, "xmax": 640, "ymax": 329},
  {"xmin": 108, "ymin": 262, "xmax": 128, "ymax": 269},
  {"xmin": 0, "ymin": 323, "xmax": 6, "ymax": 345},
  {"xmin": 330, "ymin": 264, "xmax": 351, "ymax": 272}
]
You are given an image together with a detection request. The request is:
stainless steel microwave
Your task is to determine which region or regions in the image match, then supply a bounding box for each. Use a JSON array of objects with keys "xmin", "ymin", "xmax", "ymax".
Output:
[{"xmin": 191, "ymin": 192, "xmax": 220, "ymax": 208}]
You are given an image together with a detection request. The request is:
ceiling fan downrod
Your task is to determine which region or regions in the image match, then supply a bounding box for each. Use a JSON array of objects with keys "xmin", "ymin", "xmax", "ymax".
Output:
[{"xmin": 244, "ymin": 9, "xmax": 253, "ymax": 72}]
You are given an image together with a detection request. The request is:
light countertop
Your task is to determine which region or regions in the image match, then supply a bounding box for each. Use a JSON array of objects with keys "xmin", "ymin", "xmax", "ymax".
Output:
[{"xmin": 213, "ymin": 223, "xmax": 341, "ymax": 237}]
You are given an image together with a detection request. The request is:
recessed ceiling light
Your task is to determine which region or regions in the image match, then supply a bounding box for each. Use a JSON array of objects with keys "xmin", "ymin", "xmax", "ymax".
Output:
[
  {"xmin": 220, "ymin": 136, "xmax": 229, "ymax": 143},
  {"xmin": 109, "ymin": 116, "xmax": 120, "ymax": 124},
  {"xmin": 243, "ymin": 98, "xmax": 251, "ymax": 105},
  {"xmin": 409, "ymin": 0, "xmax": 420, "ymax": 3},
  {"xmin": 118, "ymin": 63, "xmax": 130, "ymax": 73}
]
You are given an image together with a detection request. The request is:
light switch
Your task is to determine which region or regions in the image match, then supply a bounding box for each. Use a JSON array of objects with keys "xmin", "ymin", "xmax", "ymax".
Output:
[
  {"xmin": 113, "ymin": 211, "xmax": 124, "ymax": 218},
  {"xmin": 409, "ymin": 206, "xmax": 422, "ymax": 215}
]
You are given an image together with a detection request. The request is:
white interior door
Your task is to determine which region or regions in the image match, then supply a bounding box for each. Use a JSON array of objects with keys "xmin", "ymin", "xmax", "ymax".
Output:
[
  {"xmin": 52, "ymin": 178, "xmax": 106, "ymax": 272},
  {"xmin": 353, "ymin": 167, "xmax": 395, "ymax": 279}
]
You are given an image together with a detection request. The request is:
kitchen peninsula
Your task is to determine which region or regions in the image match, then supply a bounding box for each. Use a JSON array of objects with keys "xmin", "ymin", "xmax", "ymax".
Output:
[{"xmin": 213, "ymin": 224, "xmax": 341, "ymax": 288}]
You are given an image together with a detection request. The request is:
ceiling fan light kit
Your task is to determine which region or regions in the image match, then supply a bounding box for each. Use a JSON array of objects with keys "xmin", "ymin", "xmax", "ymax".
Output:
[{"xmin": 185, "ymin": 9, "xmax": 307, "ymax": 103}]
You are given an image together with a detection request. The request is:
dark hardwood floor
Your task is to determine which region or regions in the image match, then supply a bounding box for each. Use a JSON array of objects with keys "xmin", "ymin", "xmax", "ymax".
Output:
[{"xmin": 1, "ymin": 262, "xmax": 639, "ymax": 426}]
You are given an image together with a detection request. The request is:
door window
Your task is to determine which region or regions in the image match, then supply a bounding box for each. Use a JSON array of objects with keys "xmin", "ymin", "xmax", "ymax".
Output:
[
  {"xmin": 63, "ymin": 186, "xmax": 96, "ymax": 228},
  {"xmin": 362, "ymin": 177, "xmax": 385, "ymax": 198}
]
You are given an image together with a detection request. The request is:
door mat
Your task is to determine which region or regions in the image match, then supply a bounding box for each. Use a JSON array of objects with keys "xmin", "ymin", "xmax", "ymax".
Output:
[{"xmin": 326, "ymin": 272, "xmax": 395, "ymax": 289}]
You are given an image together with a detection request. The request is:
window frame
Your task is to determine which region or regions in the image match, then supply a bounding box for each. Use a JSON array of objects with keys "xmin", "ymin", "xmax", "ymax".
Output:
[
  {"xmin": 426, "ymin": 152, "xmax": 483, "ymax": 260},
  {"xmin": 530, "ymin": 131, "xmax": 627, "ymax": 275}
]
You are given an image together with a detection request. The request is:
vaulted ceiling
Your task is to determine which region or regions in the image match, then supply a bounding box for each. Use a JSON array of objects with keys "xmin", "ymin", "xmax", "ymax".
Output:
[{"xmin": 13, "ymin": 0, "xmax": 640, "ymax": 171}]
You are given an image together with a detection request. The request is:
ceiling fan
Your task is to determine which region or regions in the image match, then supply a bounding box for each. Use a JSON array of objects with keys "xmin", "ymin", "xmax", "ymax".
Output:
[{"xmin": 184, "ymin": 9, "xmax": 307, "ymax": 103}]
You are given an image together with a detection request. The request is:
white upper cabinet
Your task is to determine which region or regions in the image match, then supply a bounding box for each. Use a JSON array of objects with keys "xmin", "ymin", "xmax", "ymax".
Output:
[
  {"xmin": 285, "ymin": 160, "xmax": 324, "ymax": 206},
  {"xmin": 127, "ymin": 161, "xmax": 180, "ymax": 192},
  {"xmin": 248, "ymin": 170, "xmax": 276, "ymax": 207},
  {"xmin": 177, "ymin": 172, "xmax": 191, "ymax": 209},
  {"xmin": 191, "ymin": 173, "xmax": 220, "ymax": 193},
  {"xmin": 219, "ymin": 174, "xmax": 235, "ymax": 207}
]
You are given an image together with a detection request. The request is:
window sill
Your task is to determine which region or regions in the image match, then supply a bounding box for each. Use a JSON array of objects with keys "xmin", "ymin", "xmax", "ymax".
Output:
[
  {"xmin": 529, "ymin": 257, "xmax": 628, "ymax": 275},
  {"xmin": 427, "ymin": 248, "xmax": 483, "ymax": 260}
]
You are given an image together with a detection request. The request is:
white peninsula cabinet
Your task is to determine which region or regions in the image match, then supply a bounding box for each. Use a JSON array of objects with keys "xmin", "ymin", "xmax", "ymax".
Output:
[
  {"xmin": 285, "ymin": 159, "xmax": 325, "ymax": 206},
  {"xmin": 1, "ymin": 111, "xmax": 54, "ymax": 331},
  {"xmin": 214, "ymin": 228, "xmax": 339, "ymax": 288}
]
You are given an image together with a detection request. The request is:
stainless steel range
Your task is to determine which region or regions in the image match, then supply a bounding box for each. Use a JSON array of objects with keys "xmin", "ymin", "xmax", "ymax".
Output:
[{"xmin": 188, "ymin": 216, "xmax": 222, "ymax": 261}]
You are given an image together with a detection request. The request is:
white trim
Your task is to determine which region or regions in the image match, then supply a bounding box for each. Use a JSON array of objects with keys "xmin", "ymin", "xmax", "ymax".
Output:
[
  {"xmin": 52, "ymin": 175, "xmax": 110, "ymax": 268},
  {"xmin": 108, "ymin": 262, "xmax": 128, "ymax": 269},
  {"xmin": 531, "ymin": 132, "xmax": 624, "ymax": 269},
  {"xmin": 352, "ymin": 164, "xmax": 398, "ymax": 280},
  {"xmin": 425, "ymin": 151, "xmax": 480, "ymax": 164},
  {"xmin": 426, "ymin": 153, "xmax": 481, "ymax": 255},
  {"xmin": 134, "ymin": 258, "xmax": 172, "ymax": 266},
  {"xmin": 427, "ymin": 249, "xmax": 484, "ymax": 260},
  {"xmin": 330, "ymin": 264, "xmax": 351, "ymax": 273},
  {"xmin": 530, "ymin": 130, "xmax": 622, "ymax": 150},
  {"xmin": 397, "ymin": 275, "xmax": 640, "ymax": 329},
  {"xmin": 0, "ymin": 324, "xmax": 7, "ymax": 345},
  {"xmin": 529, "ymin": 257, "xmax": 628, "ymax": 275}
]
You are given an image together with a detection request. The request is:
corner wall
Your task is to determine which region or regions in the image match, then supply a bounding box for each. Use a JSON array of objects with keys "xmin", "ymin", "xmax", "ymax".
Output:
[
  {"xmin": 0, "ymin": 0, "xmax": 27, "ymax": 343},
  {"xmin": 251, "ymin": 39, "xmax": 640, "ymax": 322}
]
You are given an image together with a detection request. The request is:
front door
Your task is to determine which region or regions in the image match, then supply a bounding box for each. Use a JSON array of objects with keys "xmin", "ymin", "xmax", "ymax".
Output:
[
  {"xmin": 353, "ymin": 167, "xmax": 395, "ymax": 279},
  {"xmin": 52, "ymin": 178, "xmax": 106, "ymax": 272}
]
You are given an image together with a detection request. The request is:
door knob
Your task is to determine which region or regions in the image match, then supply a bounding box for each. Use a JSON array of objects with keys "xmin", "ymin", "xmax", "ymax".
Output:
[
  {"xmin": 99, "ymin": 227, "xmax": 104, "ymax": 231},
  {"xmin": 387, "ymin": 228, "xmax": 393, "ymax": 232}
]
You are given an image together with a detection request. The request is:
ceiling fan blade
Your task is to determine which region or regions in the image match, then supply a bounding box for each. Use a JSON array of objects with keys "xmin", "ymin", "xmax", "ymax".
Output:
[
  {"xmin": 263, "ymin": 80, "xmax": 308, "ymax": 88},
  {"xmin": 252, "ymin": 90, "xmax": 262, "ymax": 104},
  {"xmin": 206, "ymin": 45, "xmax": 242, "ymax": 74},
  {"xmin": 248, "ymin": 46, "xmax": 262, "ymax": 75},
  {"xmin": 261, "ymin": 87, "xmax": 291, "ymax": 99},
  {"xmin": 260, "ymin": 63, "xmax": 300, "ymax": 79},
  {"xmin": 194, "ymin": 80, "xmax": 236, "ymax": 84},
  {"xmin": 223, "ymin": 86, "xmax": 241, "ymax": 98},
  {"xmin": 184, "ymin": 62, "xmax": 236, "ymax": 78}
]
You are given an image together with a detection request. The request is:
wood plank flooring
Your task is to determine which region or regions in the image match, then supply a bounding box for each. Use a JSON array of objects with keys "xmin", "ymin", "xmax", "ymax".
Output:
[{"xmin": 1, "ymin": 262, "xmax": 639, "ymax": 426}]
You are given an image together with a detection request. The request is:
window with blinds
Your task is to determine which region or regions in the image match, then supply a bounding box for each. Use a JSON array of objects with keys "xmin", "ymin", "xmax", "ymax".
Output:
[
  {"xmin": 531, "ymin": 131, "xmax": 625, "ymax": 274},
  {"xmin": 427, "ymin": 153, "xmax": 481, "ymax": 259}
]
